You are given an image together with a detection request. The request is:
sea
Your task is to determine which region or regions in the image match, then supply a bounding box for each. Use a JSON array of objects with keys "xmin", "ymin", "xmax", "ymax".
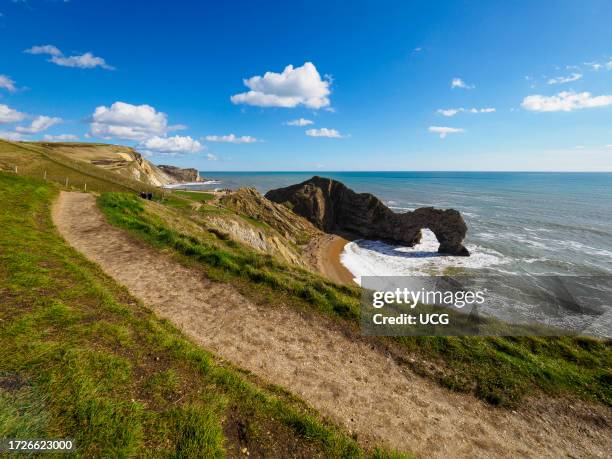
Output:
[{"xmin": 185, "ymin": 171, "xmax": 612, "ymax": 335}]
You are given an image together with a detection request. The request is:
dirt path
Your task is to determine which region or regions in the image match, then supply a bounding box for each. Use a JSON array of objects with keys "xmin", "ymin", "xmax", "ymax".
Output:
[{"xmin": 52, "ymin": 192, "xmax": 611, "ymax": 458}]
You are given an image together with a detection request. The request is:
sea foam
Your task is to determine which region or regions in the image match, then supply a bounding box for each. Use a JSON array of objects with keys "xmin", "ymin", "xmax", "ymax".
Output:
[{"xmin": 340, "ymin": 229, "xmax": 508, "ymax": 284}]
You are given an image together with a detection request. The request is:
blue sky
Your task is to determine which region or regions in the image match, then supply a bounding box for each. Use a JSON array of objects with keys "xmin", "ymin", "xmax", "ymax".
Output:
[{"xmin": 1, "ymin": 0, "xmax": 612, "ymax": 171}]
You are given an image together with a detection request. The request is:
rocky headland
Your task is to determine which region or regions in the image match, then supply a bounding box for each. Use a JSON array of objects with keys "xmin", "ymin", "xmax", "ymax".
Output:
[
  {"xmin": 265, "ymin": 176, "xmax": 470, "ymax": 256},
  {"xmin": 157, "ymin": 165, "xmax": 204, "ymax": 183}
]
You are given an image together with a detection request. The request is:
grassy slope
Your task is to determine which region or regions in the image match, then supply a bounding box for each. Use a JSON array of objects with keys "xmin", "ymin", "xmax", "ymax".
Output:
[
  {"xmin": 0, "ymin": 140, "xmax": 159, "ymax": 195},
  {"xmin": 98, "ymin": 192, "xmax": 612, "ymax": 408},
  {"xmin": 0, "ymin": 173, "xmax": 383, "ymax": 458}
]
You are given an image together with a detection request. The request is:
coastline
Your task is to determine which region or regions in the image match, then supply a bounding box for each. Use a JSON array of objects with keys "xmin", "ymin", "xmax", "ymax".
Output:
[{"xmin": 307, "ymin": 233, "xmax": 355, "ymax": 285}]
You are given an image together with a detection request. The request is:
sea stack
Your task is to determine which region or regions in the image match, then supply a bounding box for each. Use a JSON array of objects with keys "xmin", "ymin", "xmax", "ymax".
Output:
[{"xmin": 265, "ymin": 176, "xmax": 470, "ymax": 256}]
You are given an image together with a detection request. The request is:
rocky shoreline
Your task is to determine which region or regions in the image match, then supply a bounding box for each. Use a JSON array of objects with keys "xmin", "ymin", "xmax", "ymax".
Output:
[{"xmin": 265, "ymin": 176, "xmax": 470, "ymax": 257}]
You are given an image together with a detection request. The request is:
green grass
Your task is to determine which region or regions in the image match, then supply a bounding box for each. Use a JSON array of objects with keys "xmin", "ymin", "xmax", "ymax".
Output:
[
  {"xmin": 172, "ymin": 190, "xmax": 215, "ymax": 202},
  {"xmin": 0, "ymin": 173, "xmax": 369, "ymax": 457},
  {"xmin": 98, "ymin": 191, "xmax": 612, "ymax": 409},
  {"xmin": 0, "ymin": 139, "xmax": 159, "ymax": 195}
]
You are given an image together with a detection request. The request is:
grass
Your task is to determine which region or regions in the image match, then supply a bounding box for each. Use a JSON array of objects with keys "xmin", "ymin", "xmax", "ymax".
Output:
[
  {"xmin": 0, "ymin": 172, "xmax": 376, "ymax": 457},
  {"xmin": 98, "ymin": 191, "xmax": 612, "ymax": 409},
  {"xmin": 0, "ymin": 139, "xmax": 159, "ymax": 195},
  {"xmin": 172, "ymin": 190, "xmax": 215, "ymax": 202}
]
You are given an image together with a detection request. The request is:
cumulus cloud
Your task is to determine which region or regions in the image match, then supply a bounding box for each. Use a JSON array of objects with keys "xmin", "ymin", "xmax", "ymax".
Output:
[
  {"xmin": 285, "ymin": 118, "xmax": 314, "ymax": 126},
  {"xmin": 25, "ymin": 45, "xmax": 62, "ymax": 56},
  {"xmin": 547, "ymin": 73, "xmax": 582, "ymax": 85},
  {"xmin": 521, "ymin": 91, "xmax": 612, "ymax": 112},
  {"xmin": 43, "ymin": 134, "xmax": 78, "ymax": 141},
  {"xmin": 89, "ymin": 102, "xmax": 171, "ymax": 140},
  {"xmin": 437, "ymin": 107, "xmax": 495, "ymax": 117},
  {"xmin": 438, "ymin": 108, "xmax": 461, "ymax": 117},
  {"xmin": 204, "ymin": 134, "xmax": 258, "ymax": 143},
  {"xmin": 0, "ymin": 75, "xmax": 17, "ymax": 92},
  {"xmin": 0, "ymin": 131, "xmax": 23, "ymax": 141},
  {"xmin": 451, "ymin": 78, "xmax": 474, "ymax": 89},
  {"xmin": 0, "ymin": 104, "xmax": 26, "ymax": 123},
  {"xmin": 231, "ymin": 62, "xmax": 331, "ymax": 109},
  {"xmin": 15, "ymin": 115, "xmax": 62, "ymax": 134},
  {"xmin": 428, "ymin": 126, "xmax": 464, "ymax": 138},
  {"xmin": 138, "ymin": 135, "xmax": 203, "ymax": 155},
  {"xmin": 25, "ymin": 44, "xmax": 114, "ymax": 70},
  {"xmin": 305, "ymin": 128, "xmax": 344, "ymax": 138}
]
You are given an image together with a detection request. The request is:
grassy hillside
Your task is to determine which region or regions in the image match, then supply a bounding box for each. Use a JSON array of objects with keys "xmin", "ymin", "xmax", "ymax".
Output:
[
  {"xmin": 98, "ymin": 191, "xmax": 612, "ymax": 408},
  {"xmin": 0, "ymin": 139, "xmax": 159, "ymax": 194},
  {"xmin": 0, "ymin": 172, "xmax": 384, "ymax": 457}
]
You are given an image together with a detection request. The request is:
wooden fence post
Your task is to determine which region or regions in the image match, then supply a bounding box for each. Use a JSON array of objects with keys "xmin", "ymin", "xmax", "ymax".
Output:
[
  {"xmin": 65, "ymin": 178, "xmax": 69, "ymax": 188},
  {"xmin": 84, "ymin": 183, "xmax": 87, "ymax": 191},
  {"xmin": 43, "ymin": 170, "xmax": 47, "ymax": 180},
  {"xmin": 14, "ymin": 165, "xmax": 18, "ymax": 174}
]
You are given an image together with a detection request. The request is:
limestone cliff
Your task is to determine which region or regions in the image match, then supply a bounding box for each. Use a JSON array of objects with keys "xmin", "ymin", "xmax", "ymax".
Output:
[
  {"xmin": 265, "ymin": 176, "xmax": 470, "ymax": 256},
  {"xmin": 40, "ymin": 142, "xmax": 173, "ymax": 186},
  {"xmin": 157, "ymin": 165, "xmax": 204, "ymax": 183}
]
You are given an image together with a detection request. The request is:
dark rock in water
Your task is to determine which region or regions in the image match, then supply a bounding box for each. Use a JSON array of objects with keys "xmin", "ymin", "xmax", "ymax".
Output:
[
  {"xmin": 157, "ymin": 165, "xmax": 204, "ymax": 183},
  {"xmin": 265, "ymin": 176, "xmax": 470, "ymax": 256}
]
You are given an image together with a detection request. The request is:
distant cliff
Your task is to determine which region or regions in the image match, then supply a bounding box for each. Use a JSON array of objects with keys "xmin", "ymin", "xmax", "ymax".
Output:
[
  {"xmin": 265, "ymin": 176, "xmax": 470, "ymax": 256},
  {"xmin": 157, "ymin": 165, "xmax": 204, "ymax": 183}
]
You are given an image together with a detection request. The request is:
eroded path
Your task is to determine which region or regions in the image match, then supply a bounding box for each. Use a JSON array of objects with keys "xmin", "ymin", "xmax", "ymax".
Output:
[{"xmin": 53, "ymin": 192, "xmax": 611, "ymax": 458}]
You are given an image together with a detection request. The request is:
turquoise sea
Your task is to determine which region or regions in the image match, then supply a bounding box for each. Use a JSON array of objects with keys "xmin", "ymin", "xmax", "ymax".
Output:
[
  {"xmin": 181, "ymin": 171, "xmax": 612, "ymax": 335},
  {"xmin": 191, "ymin": 171, "xmax": 612, "ymax": 278}
]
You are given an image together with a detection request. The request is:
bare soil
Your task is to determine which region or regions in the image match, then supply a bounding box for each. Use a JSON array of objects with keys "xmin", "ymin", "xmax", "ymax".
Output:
[{"xmin": 52, "ymin": 192, "xmax": 612, "ymax": 458}]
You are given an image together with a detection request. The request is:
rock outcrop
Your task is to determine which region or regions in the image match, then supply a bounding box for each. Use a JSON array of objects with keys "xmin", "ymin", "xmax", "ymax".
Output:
[
  {"xmin": 265, "ymin": 176, "xmax": 470, "ymax": 256},
  {"xmin": 219, "ymin": 188, "xmax": 321, "ymax": 245},
  {"xmin": 157, "ymin": 165, "xmax": 204, "ymax": 183}
]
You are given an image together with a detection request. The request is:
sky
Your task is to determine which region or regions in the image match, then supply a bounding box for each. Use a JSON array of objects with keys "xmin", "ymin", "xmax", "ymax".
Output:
[{"xmin": 1, "ymin": 0, "xmax": 612, "ymax": 171}]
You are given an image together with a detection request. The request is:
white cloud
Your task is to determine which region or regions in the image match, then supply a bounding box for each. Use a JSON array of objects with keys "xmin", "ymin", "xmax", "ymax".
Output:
[
  {"xmin": 584, "ymin": 60, "xmax": 612, "ymax": 71},
  {"xmin": 0, "ymin": 75, "xmax": 17, "ymax": 92},
  {"xmin": 521, "ymin": 91, "xmax": 612, "ymax": 112},
  {"xmin": 25, "ymin": 44, "xmax": 114, "ymax": 70},
  {"xmin": 437, "ymin": 107, "xmax": 495, "ymax": 117},
  {"xmin": 43, "ymin": 134, "xmax": 78, "ymax": 141},
  {"xmin": 428, "ymin": 126, "xmax": 464, "ymax": 138},
  {"xmin": 438, "ymin": 108, "xmax": 461, "ymax": 117},
  {"xmin": 16, "ymin": 115, "xmax": 62, "ymax": 134},
  {"xmin": 451, "ymin": 78, "xmax": 474, "ymax": 89},
  {"xmin": 25, "ymin": 45, "xmax": 62, "ymax": 56},
  {"xmin": 51, "ymin": 52, "xmax": 114, "ymax": 70},
  {"xmin": 89, "ymin": 102, "xmax": 170, "ymax": 140},
  {"xmin": 305, "ymin": 128, "xmax": 344, "ymax": 138},
  {"xmin": 0, "ymin": 104, "xmax": 26, "ymax": 123},
  {"xmin": 206, "ymin": 153, "xmax": 218, "ymax": 161},
  {"xmin": 547, "ymin": 73, "xmax": 582, "ymax": 85},
  {"xmin": 204, "ymin": 134, "xmax": 258, "ymax": 143},
  {"xmin": 231, "ymin": 62, "xmax": 331, "ymax": 109},
  {"xmin": 0, "ymin": 131, "xmax": 23, "ymax": 141},
  {"xmin": 285, "ymin": 118, "xmax": 313, "ymax": 126},
  {"xmin": 139, "ymin": 135, "xmax": 203, "ymax": 155}
]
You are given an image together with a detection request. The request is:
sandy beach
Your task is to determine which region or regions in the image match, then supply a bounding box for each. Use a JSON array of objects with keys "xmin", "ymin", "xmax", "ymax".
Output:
[{"xmin": 306, "ymin": 233, "xmax": 355, "ymax": 285}]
